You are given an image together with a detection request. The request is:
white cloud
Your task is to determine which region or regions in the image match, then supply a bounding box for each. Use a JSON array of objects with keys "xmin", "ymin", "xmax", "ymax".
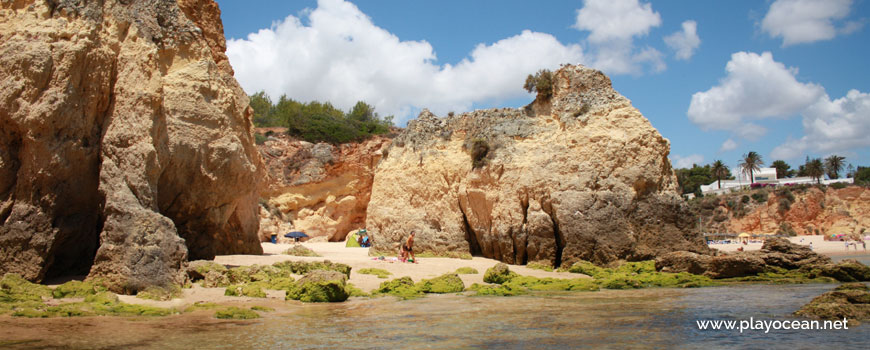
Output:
[
  {"xmin": 671, "ymin": 154, "xmax": 705, "ymax": 169},
  {"xmin": 573, "ymin": 0, "xmax": 661, "ymax": 42},
  {"xmin": 687, "ymin": 52, "xmax": 825, "ymax": 136},
  {"xmin": 719, "ymin": 138, "xmax": 738, "ymax": 152},
  {"xmin": 664, "ymin": 20, "xmax": 700, "ymax": 60},
  {"xmin": 771, "ymin": 89, "xmax": 870, "ymax": 159},
  {"xmin": 572, "ymin": 0, "xmax": 664, "ymax": 75},
  {"xmin": 226, "ymin": 0, "xmax": 584, "ymax": 124},
  {"xmin": 761, "ymin": 0, "xmax": 858, "ymax": 46}
]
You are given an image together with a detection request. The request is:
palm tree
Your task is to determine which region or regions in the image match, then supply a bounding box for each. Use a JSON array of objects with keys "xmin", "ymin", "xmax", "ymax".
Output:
[
  {"xmin": 806, "ymin": 158, "xmax": 824, "ymax": 184},
  {"xmin": 738, "ymin": 151, "xmax": 764, "ymax": 184},
  {"xmin": 824, "ymin": 155, "xmax": 846, "ymax": 179},
  {"xmin": 711, "ymin": 160, "xmax": 728, "ymax": 190},
  {"xmin": 771, "ymin": 160, "xmax": 791, "ymax": 179}
]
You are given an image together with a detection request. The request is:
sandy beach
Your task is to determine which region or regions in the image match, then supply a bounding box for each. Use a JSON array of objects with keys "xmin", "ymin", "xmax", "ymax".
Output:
[
  {"xmin": 111, "ymin": 236, "xmax": 868, "ymax": 309},
  {"xmin": 118, "ymin": 242, "xmax": 581, "ymax": 308},
  {"xmin": 709, "ymin": 235, "xmax": 869, "ymax": 255}
]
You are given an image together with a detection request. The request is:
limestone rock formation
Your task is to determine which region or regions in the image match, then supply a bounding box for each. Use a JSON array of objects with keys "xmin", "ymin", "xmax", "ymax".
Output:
[
  {"xmin": 366, "ymin": 64, "xmax": 709, "ymax": 267},
  {"xmin": 694, "ymin": 186, "xmax": 870, "ymax": 237},
  {"xmin": 657, "ymin": 238, "xmax": 870, "ymax": 281},
  {"xmin": 257, "ymin": 130, "xmax": 390, "ymax": 241},
  {"xmin": 0, "ymin": 0, "xmax": 263, "ymax": 292}
]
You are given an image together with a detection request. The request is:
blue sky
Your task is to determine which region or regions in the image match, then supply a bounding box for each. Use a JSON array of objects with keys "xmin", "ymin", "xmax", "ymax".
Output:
[{"xmin": 216, "ymin": 0, "xmax": 870, "ymax": 173}]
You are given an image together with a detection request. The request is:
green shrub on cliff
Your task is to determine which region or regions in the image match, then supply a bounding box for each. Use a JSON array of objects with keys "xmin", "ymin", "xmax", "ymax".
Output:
[{"xmin": 523, "ymin": 69, "xmax": 554, "ymax": 99}]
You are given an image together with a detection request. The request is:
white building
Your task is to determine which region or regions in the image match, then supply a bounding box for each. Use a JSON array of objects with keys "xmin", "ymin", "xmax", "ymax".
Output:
[{"xmin": 699, "ymin": 167, "xmax": 854, "ymax": 195}]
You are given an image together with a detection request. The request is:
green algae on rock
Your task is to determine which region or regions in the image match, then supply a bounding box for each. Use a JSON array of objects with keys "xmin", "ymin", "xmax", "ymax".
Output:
[
  {"xmin": 283, "ymin": 245, "xmax": 321, "ymax": 257},
  {"xmin": 136, "ymin": 285, "xmax": 183, "ymax": 301},
  {"xmin": 484, "ymin": 263, "xmax": 518, "ymax": 284},
  {"xmin": 286, "ymin": 270, "xmax": 349, "ymax": 303},
  {"xmin": 375, "ymin": 277, "xmax": 424, "ymax": 300},
  {"xmin": 215, "ymin": 307, "xmax": 260, "ymax": 320},
  {"xmin": 416, "ymin": 274, "xmax": 465, "ymax": 294},
  {"xmin": 795, "ymin": 283, "xmax": 870, "ymax": 325},
  {"xmin": 455, "ymin": 267, "xmax": 478, "ymax": 275},
  {"xmin": 225, "ymin": 284, "xmax": 267, "ymax": 298},
  {"xmin": 358, "ymin": 268, "xmax": 392, "ymax": 279}
]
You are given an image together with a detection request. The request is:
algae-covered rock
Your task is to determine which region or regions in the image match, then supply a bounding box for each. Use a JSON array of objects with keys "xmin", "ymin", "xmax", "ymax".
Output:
[
  {"xmin": 345, "ymin": 283, "xmax": 370, "ymax": 298},
  {"xmin": 565, "ymin": 260, "xmax": 608, "ymax": 278},
  {"xmin": 417, "ymin": 274, "xmax": 464, "ymax": 294},
  {"xmin": 467, "ymin": 283, "xmax": 525, "ymax": 296},
  {"xmin": 815, "ymin": 260, "xmax": 870, "ymax": 282},
  {"xmin": 283, "ymin": 245, "xmax": 321, "ymax": 257},
  {"xmin": 272, "ymin": 260, "xmax": 352, "ymax": 278},
  {"xmin": 358, "ymin": 268, "xmax": 392, "ymax": 279},
  {"xmin": 135, "ymin": 285, "xmax": 183, "ymax": 301},
  {"xmin": 1, "ymin": 274, "xmax": 52, "ymax": 302},
  {"xmin": 484, "ymin": 263, "xmax": 517, "ymax": 284},
  {"xmin": 52, "ymin": 280, "xmax": 109, "ymax": 298},
  {"xmin": 527, "ymin": 262, "xmax": 554, "ymax": 272},
  {"xmin": 455, "ymin": 267, "xmax": 478, "ymax": 275},
  {"xmin": 795, "ymin": 284, "xmax": 870, "ymax": 324},
  {"xmin": 655, "ymin": 251, "xmax": 711, "ymax": 275},
  {"xmin": 376, "ymin": 277, "xmax": 423, "ymax": 300},
  {"xmin": 287, "ymin": 270, "xmax": 349, "ymax": 302},
  {"xmin": 202, "ymin": 270, "xmax": 231, "ymax": 288},
  {"xmin": 224, "ymin": 284, "xmax": 267, "ymax": 298},
  {"xmin": 215, "ymin": 307, "xmax": 260, "ymax": 320},
  {"xmin": 187, "ymin": 261, "xmax": 229, "ymax": 281}
]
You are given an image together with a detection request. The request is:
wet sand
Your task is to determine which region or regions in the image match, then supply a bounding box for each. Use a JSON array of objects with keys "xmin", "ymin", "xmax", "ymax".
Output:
[{"xmin": 709, "ymin": 235, "xmax": 869, "ymax": 255}]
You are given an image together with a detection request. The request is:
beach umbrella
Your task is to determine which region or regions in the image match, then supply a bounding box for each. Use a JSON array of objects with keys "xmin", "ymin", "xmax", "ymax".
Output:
[{"xmin": 284, "ymin": 231, "xmax": 309, "ymax": 242}]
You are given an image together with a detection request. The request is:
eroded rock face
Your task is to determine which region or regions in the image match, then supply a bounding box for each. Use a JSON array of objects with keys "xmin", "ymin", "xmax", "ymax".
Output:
[
  {"xmin": 696, "ymin": 186, "xmax": 870, "ymax": 237},
  {"xmin": 367, "ymin": 64, "xmax": 709, "ymax": 267},
  {"xmin": 657, "ymin": 238, "xmax": 870, "ymax": 281},
  {"xmin": 0, "ymin": 0, "xmax": 263, "ymax": 292},
  {"xmin": 257, "ymin": 131, "xmax": 390, "ymax": 242}
]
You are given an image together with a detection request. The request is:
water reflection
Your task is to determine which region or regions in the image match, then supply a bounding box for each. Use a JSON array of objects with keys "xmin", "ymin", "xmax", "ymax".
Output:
[{"xmin": 2, "ymin": 284, "xmax": 867, "ymax": 349}]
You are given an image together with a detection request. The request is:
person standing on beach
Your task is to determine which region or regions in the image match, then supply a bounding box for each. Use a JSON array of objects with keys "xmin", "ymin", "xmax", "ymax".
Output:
[{"xmin": 402, "ymin": 231, "xmax": 416, "ymax": 263}]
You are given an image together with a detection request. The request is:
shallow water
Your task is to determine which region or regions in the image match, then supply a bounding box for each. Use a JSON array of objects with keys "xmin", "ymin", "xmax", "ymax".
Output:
[{"xmin": 1, "ymin": 283, "xmax": 867, "ymax": 349}]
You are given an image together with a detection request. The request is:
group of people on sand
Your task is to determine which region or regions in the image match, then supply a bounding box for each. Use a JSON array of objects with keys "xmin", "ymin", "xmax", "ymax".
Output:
[{"xmin": 844, "ymin": 239, "xmax": 867, "ymax": 252}]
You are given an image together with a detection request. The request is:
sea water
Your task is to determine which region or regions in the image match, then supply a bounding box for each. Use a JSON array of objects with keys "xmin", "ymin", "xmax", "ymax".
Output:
[{"xmin": 2, "ymin": 283, "xmax": 867, "ymax": 349}]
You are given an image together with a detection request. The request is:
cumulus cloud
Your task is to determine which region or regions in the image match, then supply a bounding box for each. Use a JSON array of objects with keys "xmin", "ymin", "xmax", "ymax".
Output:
[
  {"xmin": 671, "ymin": 154, "xmax": 705, "ymax": 169},
  {"xmin": 761, "ymin": 0, "xmax": 860, "ymax": 46},
  {"xmin": 687, "ymin": 51, "xmax": 825, "ymax": 136},
  {"xmin": 573, "ymin": 0, "xmax": 664, "ymax": 74},
  {"xmin": 664, "ymin": 20, "xmax": 700, "ymax": 60},
  {"xmin": 771, "ymin": 89, "xmax": 870, "ymax": 159},
  {"xmin": 226, "ymin": 0, "xmax": 584, "ymax": 124},
  {"xmin": 719, "ymin": 138, "xmax": 738, "ymax": 152}
]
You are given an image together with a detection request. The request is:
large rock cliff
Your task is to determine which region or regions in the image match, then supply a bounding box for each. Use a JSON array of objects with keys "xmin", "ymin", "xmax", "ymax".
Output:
[
  {"xmin": 0, "ymin": 0, "xmax": 263, "ymax": 292},
  {"xmin": 694, "ymin": 185, "xmax": 870, "ymax": 237},
  {"xmin": 257, "ymin": 129, "xmax": 390, "ymax": 242},
  {"xmin": 367, "ymin": 64, "xmax": 709, "ymax": 267}
]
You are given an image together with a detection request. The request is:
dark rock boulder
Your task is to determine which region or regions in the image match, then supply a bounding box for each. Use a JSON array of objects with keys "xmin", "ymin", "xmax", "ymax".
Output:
[{"xmin": 795, "ymin": 283, "xmax": 870, "ymax": 324}]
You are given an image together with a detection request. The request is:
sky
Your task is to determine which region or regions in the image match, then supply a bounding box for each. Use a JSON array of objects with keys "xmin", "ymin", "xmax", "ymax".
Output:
[{"xmin": 215, "ymin": 0, "xmax": 870, "ymax": 173}]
